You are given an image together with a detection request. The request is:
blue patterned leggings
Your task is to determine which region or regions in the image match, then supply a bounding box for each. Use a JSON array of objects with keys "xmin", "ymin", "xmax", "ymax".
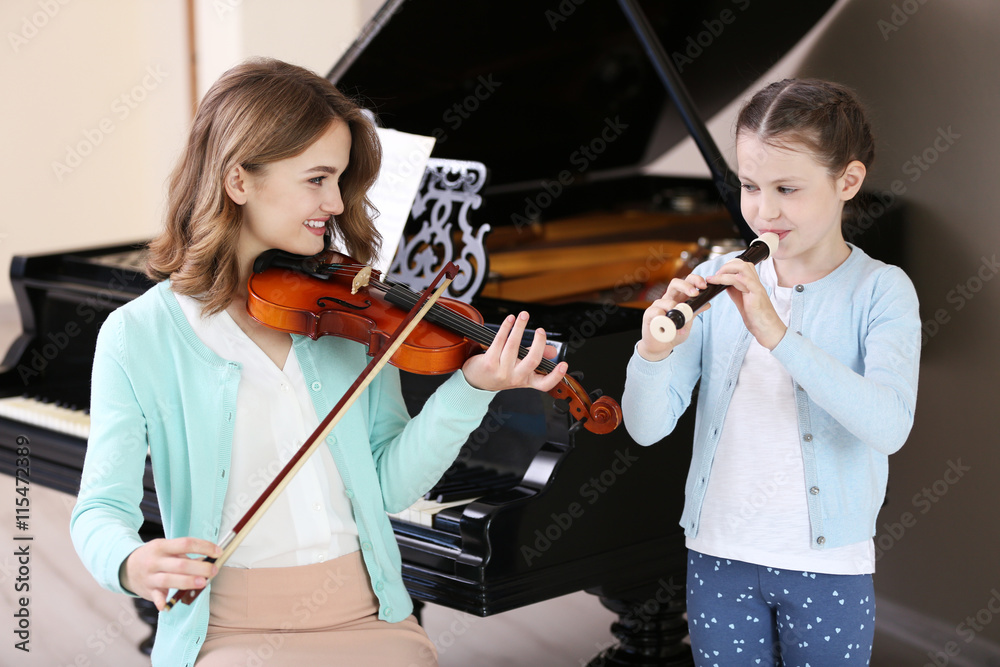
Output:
[{"xmin": 686, "ymin": 550, "xmax": 875, "ymax": 667}]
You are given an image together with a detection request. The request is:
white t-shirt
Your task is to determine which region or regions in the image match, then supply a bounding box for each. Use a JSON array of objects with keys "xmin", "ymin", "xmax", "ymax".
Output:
[
  {"xmin": 176, "ymin": 294, "xmax": 360, "ymax": 568},
  {"xmin": 686, "ymin": 258, "xmax": 875, "ymax": 575}
]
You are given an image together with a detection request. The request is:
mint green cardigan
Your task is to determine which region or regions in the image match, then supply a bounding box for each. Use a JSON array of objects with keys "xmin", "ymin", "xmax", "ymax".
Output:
[{"xmin": 70, "ymin": 281, "xmax": 496, "ymax": 667}]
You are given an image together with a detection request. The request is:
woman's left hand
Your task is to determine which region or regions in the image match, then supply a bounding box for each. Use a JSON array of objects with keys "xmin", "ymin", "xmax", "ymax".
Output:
[
  {"xmin": 708, "ymin": 259, "xmax": 787, "ymax": 350},
  {"xmin": 461, "ymin": 311, "xmax": 567, "ymax": 392}
]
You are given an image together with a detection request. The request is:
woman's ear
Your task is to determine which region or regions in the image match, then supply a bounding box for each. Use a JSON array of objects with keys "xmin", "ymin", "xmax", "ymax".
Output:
[
  {"xmin": 224, "ymin": 165, "xmax": 249, "ymax": 205},
  {"xmin": 838, "ymin": 160, "xmax": 867, "ymax": 201}
]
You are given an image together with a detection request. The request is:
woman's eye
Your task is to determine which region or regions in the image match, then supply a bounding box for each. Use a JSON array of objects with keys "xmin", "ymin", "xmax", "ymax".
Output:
[{"xmin": 309, "ymin": 176, "xmax": 326, "ymax": 185}]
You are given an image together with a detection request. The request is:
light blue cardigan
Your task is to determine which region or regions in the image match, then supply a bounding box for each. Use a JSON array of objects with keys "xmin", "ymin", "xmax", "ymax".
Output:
[
  {"xmin": 70, "ymin": 280, "xmax": 496, "ymax": 667},
  {"xmin": 623, "ymin": 244, "xmax": 920, "ymax": 552}
]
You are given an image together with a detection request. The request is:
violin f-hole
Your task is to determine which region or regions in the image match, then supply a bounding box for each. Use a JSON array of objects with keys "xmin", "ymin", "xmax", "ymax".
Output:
[{"xmin": 316, "ymin": 296, "xmax": 371, "ymax": 311}]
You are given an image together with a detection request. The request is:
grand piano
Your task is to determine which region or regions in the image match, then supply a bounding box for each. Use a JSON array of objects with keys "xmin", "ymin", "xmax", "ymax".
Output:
[{"xmin": 1, "ymin": 1, "xmax": 889, "ymax": 664}]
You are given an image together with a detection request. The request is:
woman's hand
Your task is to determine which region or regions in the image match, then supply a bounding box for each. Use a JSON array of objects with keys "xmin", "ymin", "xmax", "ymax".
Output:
[
  {"xmin": 120, "ymin": 537, "xmax": 221, "ymax": 610},
  {"xmin": 638, "ymin": 274, "xmax": 711, "ymax": 361},
  {"xmin": 461, "ymin": 311, "xmax": 567, "ymax": 392},
  {"xmin": 708, "ymin": 258, "xmax": 786, "ymax": 350}
]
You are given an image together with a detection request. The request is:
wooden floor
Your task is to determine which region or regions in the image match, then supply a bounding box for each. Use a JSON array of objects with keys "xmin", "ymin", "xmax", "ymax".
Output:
[{"xmin": 0, "ymin": 483, "xmax": 928, "ymax": 666}]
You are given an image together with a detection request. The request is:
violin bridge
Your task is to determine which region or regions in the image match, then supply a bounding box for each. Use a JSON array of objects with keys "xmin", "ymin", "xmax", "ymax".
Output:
[{"xmin": 351, "ymin": 265, "xmax": 373, "ymax": 294}]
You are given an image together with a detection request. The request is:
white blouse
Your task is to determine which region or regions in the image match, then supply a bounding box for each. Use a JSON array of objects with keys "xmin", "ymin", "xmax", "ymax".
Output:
[{"xmin": 176, "ymin": 294, "xmax": 360, "ymax": 568}]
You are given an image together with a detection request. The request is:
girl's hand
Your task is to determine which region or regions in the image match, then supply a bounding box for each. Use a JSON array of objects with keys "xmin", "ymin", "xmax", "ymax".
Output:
[
  {"xmin": 121, "ymin": 537, "xmax": 221, "ymax": 610},
  {"xmin": 638, "ymin": 274, "xmax": 711, "ymax": 361},
  {"xmin": 708, "ymin": 259, "xmax": 787, "ymax": 350},
  {"xmin": 461, "ymin": 311, "xmax": 567, "ymax": 392}
]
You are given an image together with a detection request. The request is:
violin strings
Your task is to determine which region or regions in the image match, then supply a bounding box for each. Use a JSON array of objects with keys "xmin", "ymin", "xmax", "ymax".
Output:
[
  {"xmin": 382, "ymin": 282, "xmax": 559, "ymax": 374},
  {"xmin": 308, "ymin": 264, "xmax": 559, "ymax": 374}
]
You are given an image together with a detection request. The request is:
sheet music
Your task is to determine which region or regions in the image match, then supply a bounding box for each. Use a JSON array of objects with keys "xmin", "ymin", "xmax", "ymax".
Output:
[{"xmin": 360, "ymin": 128, "xmax": 436, "ymax": 275}]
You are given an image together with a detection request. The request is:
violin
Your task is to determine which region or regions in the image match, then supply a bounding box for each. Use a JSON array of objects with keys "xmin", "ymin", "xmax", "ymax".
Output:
[{"xmin": 246, "ymin": 250, "xmax": 622, "ymax": 435}]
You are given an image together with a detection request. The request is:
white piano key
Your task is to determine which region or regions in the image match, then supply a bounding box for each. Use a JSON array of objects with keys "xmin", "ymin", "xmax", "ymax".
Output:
[
  {"xmin": 388, "ymin": 496, "xmax": 481, "ymax": 528},
  {"xmin": 0, "ymin": 396, "xmax": 91, "ymax": 439}
]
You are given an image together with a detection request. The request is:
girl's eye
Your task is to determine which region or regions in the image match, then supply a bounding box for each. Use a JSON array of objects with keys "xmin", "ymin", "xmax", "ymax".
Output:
[
  {"xmin": 778, "ymin": 186, "xmax": 796, "ymax": 195},
  {"xmin": 740, "ymin": 183, "xmax": 758, "ymax": 193}
]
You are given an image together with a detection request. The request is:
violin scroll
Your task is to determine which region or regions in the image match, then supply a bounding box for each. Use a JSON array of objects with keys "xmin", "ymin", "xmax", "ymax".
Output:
[
  {"xmin": 586, "ymin": 396, "xmax": 625, "ymax": 435},
  {"xmin": 550, "ymin": 373, "xmax": 623, "ymax": 435}
]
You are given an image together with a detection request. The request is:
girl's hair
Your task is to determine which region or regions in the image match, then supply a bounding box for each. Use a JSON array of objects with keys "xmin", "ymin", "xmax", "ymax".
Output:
[
  {"xmin": 735, "ymin": 78, "xmax": 875, "ymax": 177},
  {"xmin": 147, "ymin": 57, "xmax": 383, "ymax": 314}
]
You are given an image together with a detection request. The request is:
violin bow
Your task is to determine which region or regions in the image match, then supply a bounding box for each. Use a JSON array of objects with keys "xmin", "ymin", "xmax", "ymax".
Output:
[{"xmin": 164, "ymin": 261, "xmax": 459, "ymax": 610}]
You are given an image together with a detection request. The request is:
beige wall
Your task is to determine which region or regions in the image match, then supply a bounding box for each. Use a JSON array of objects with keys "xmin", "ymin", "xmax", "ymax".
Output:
[
  {"xmin": 0, "ymin": 0, "xmax": 190, "ymax": 316},
  {"xmin": 192, "ymin": 0, "xmax": 365, "ymax": 101},
  {"xmin": 0, "ymin": 0, "xmax": 372, "ymax": 325}
]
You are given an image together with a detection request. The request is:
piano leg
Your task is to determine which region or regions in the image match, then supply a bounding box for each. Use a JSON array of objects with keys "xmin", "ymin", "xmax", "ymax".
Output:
[
  {"xmin": 133, "ymin": 597, "xmax": 158, "ymax": 655},
  {"xmin": 585, "ymin": 574, "xmax": 692, "ymax": 667},
  {"xmin": 412, "ymin": 597, "xmax": 425, "ymax": 625}
]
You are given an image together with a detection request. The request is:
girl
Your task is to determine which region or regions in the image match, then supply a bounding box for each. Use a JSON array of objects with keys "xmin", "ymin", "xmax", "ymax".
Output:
[
  {"xmin": 622, "ymin": 79, "xmax": 920, "ymax": 666},
  {"xmin": 70, "ymin": 58, "xmax": 566, "ymax": 667}
]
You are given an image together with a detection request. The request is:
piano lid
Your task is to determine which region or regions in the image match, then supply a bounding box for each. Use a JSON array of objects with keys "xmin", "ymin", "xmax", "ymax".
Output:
[{"xmin": 329, "ymin": 0, "xmax": 836, "ymax": 190}]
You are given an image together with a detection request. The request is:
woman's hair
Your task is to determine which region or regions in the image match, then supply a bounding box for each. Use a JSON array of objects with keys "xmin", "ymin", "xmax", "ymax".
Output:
[
  {"xmin": 147, "ymin": 57, "xmax": 382, "ymax": 314},
  {"xmin": 735, "ymin": 78, "xmax": 875, "ymax": 177}
]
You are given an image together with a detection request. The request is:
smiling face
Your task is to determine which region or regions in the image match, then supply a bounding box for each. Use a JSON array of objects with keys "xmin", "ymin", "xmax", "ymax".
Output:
[
  {"xmin": 226, "ymin": 120, "xmax": 352, "ymax": 270},
  {"xmin": 736, "ymin": 131, "xmax": 865, "ymax": 283}
]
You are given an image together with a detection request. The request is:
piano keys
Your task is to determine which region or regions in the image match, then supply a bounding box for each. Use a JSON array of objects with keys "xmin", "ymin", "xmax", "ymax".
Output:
[
  {"xmin": 0, "ymin": 244, "xmax": 161, "ymax": 521},
  {"xmin": 0, "ymin": 395, "xmax": 90, "ymax": 440}
]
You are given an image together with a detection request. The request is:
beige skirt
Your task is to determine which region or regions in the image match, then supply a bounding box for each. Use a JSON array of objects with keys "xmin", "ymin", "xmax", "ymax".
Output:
[{"xmin": 196, "ymin": 550, "xmax": 437, "ymax": 666}]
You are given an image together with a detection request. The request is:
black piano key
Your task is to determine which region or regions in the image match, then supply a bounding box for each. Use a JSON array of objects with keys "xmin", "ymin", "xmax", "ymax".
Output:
[
  {"xmin": 430, "ymin": 472, "xmax": 520, "ymax": 503},
  {"xmin": 431, "ymin": 489, "xmax": 481, "ymax": 503}
]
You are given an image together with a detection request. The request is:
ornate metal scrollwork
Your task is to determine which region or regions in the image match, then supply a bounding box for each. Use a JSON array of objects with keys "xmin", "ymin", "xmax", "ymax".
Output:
[{"xmin": 387, "ymin": 158, "xmax": 490, "ymax": 303}]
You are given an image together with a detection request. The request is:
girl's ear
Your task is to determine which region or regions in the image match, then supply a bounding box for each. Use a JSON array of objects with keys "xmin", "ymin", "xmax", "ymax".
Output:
[
  {"xmin": 224, "ymin": 165, "xmax": 249, "ymax": 205},
  {"xmin": 838, "ymin": 160, "xmax": 867, "ymax": 201}
]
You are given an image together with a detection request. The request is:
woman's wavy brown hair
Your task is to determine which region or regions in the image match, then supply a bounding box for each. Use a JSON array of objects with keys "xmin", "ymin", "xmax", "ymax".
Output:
[{"xmin": 146, "ymin": 58, "xmax": 382, "ymax": 314}]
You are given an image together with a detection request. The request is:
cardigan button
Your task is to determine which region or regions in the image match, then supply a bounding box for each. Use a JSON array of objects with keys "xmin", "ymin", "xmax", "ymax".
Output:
[
  {"xmin": 311, "ymin": 381, "xmax": 322, "ymax": 391},
  {"xmin": 795, "ymin": 284, "xmax": 804, "ymax": 292},
  {"xmin": 810, "ymin": 486, "xmax": 819, "ymax": 495},
  {"xmin": 816, "ymin": 536, "xmax": 826, "ymax": 545},
  {"xmin": 803, "ymin": 433, "xmax": 813, "ymax": 442}
]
